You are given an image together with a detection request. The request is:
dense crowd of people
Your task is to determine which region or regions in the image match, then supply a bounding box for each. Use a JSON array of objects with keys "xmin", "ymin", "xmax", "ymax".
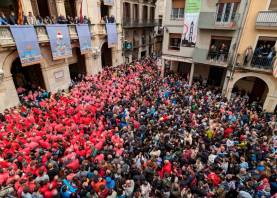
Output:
[
  {"xmin": 0, "ymin": 58, "xmax": 276, "ymax": 198},
  {"xmin": 0, "ymin": 10, "xmax": 116, "ymax": 25}
]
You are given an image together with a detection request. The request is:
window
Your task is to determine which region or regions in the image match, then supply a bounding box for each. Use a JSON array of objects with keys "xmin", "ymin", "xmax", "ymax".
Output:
[
  {"xmin": 171, "ymin": 8, "xmax": 184, "ymax": 19},
  {"xmin": 207, "ymin": 36, "xmax": 232, "ymax": 63},
  {"xmin": 169, "ymin": 34, "xmax": 181, "ymax": 50},
  {"xmin": 216, "ymin": 2, "xmax": 239, "ymax": 23},
  {"xmin": 171, "ymin": 0, "xmax": 185, "ymax": 19}
]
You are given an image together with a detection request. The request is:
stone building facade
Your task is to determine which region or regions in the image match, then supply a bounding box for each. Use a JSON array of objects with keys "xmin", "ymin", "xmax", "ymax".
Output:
[
  {"xmin": 121, "ymin": 0, "xmax": 158, "ymax": 62},
  {"xmin": 0, "ymin": 0, "xmax": 124, "ymax": 112}
]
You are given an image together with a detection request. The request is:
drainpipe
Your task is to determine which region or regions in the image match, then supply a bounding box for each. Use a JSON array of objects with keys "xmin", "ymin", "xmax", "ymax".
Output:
[{"xmin": 223, "ymin": 0, "xmax": 250, "ymax": 96}]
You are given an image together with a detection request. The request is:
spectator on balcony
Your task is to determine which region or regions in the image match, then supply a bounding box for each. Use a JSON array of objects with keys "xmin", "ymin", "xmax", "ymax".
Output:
[
  {"xmin": 0, "ymin": 12, "xmax": 8, "ymax": 25},
  {"xmin": 103, "ymin": 16, "xmax": 109, "ymax": 23},
  {"xmin": 267, "ymin": 46, "xmax": 276, "ymax": 66},
  {"xmin": 57, "ymin": 15, "xmax": 67, "ymax": 24},
  {"xmin": 218, "ymin": 43, "xmax": 227, "ymax": 63},
  {"xmin": 74, "ymin": 16, "xmax": 79, "ymax": 24},
  {"xmin": 22, "ymin": 12, "xmax": 28, "ymax": 25},
  {"xmin": 66, "ymin": 16, "xmax": 73, "ymax": 24},
  {"xmin": 27, "ymin": 12, "xmax": 37, "ymax": 25},
  {"xmin": 8, "ymin": 11, "xmax": 17, "ymax": 25},
  {"xmin": 252, "ymin": 44, "xmax": 263, "ymax": 66},
  {"xmin": 208, "ymin": 45, "xmax": 217, "ymax": 62},
  {"xmin": 243, "ymin": 46, "xmax": 253, "ymax": 66},
  {"xmin": 51, "ymin": 16, "xmax": 57, "ymax": 24},
  {"xmin": 83, "ymin": 16, "xmax": 91, "ymax": 24},
  {"xmin": 108, "ymin": 15, "xmax": 116, "ymax": 23},
  {"xmin": 44, "ymin": 16, "xmax": 53, "ymax": 24},
  {"xmin": 36, "ymin": 15, "xmax": 44, "ymax": 25}
]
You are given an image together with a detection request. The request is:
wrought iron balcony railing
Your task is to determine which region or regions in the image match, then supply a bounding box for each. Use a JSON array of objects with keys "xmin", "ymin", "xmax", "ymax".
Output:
[
  {"xmin": 122, "ymin": 18, "xmax": 158, "ymax": 28},
  {"xmin": 193, "ymin": 48, "xmax": 231, "ymax": 66}
]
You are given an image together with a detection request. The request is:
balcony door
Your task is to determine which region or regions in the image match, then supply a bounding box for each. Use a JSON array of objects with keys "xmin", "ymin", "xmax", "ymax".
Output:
[
  {"xmin": 65, "ymin": 0, "xmax": 77, "ymax": 17},
  {"xmin": 0, "ymin": 0, "xmax": 17, "ymax": 15},
  {"xmin": 216, "ymin": 2, "xmax": 239, "ymax": 25}
]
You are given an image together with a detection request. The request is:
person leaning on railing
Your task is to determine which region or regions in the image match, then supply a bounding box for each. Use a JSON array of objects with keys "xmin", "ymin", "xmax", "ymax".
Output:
[{"xmin": 0, "ymin": 11, "xmax": 8, "ymax": 25}]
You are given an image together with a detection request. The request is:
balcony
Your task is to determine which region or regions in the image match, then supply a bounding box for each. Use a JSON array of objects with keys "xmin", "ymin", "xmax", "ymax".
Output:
[
  {"xmin": 198, "ymin": 12, "xmax": 240, "ymax": 30},
  {"xmin": 0, "ymin": 24, "xmax": 121, "ymax": 48},
  {"xmin": 193, "ymin": 48, "xmax": 231, "ymax": 67},
  {"xmin": 256, "ymin": 11, "xmax": 277, "ymax": 29},
  {"xmin": 122, "ymin": 18, "xmax": 158, "ymax": 28},
  {"xmin": 236, "ymin": 54, "xmax": 274, "ymax": 72}
]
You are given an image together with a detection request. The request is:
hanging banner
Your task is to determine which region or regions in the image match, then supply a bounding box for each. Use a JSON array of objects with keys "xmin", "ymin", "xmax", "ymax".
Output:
[
  {"xmin": 46, "ymin": 24, "xmax": 72, "ymax": 60},
  {"xmin": 76, "ymin": 24, "xmax": 92, "ymax": 54},
  {"xmin": 181, "ymin": 0, "xmax": 201, "ymax": 47},
  {"xmin": 106, "ymin": 23, "xmax": 118, "ymax": 48},
  {"xmin": 10, "ymin": 26, "xmax": 41, "ymax": 66},
  {"xmin": 103, "ymin": 0, "xmax": 114, "ymax": 6}
]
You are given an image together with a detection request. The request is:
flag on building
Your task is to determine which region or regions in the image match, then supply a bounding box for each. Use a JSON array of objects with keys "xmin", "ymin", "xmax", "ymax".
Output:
[
  {"xmin": 79, "ymin": 0, "xmax": 84, "ymax": 24},
  {"xmin": 181, "ymin": 0, "xmax": 201, "ymax": 47},
  {"xmin": 17, "ymin": 0, "xmax": 23, "ymax": 25}
]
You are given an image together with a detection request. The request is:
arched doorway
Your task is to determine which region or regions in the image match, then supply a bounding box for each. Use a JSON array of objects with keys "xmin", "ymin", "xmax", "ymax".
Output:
[
  {"xmin": 69, "ymin": 48, "xmax": 86, "ymax": 81},
  {"xmin": 11, "ymin": 57, "xmax": 46, "ymax": 93},
  {"xmin": 232, "ymin": 76, "xmax": 269, "ymax": 104},
  {"xmin": 101, "ymin": 42, "xmax": 112, "ymax": 68}
]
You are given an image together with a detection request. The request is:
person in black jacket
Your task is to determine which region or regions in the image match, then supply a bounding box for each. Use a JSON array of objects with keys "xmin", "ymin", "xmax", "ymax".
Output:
[{"xmin": 8, "ymin": 11, "xmax": 17, "ymax": 25}]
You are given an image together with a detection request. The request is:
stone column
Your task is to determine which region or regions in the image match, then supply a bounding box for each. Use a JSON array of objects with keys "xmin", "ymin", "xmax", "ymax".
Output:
[
  {"xmin": 48, "ymin": 0, "xmax": 58, "ymax": 17},
  {"xmin": 138, "ymin": 4, "xmax": 143, "ymax": 22},
  {"xmin": 147, "ymin": 6, "xmax": 151, "ymax": 21},
  {"xmin": 22, "ymin": 0, "xmax": 34, "ymax": 13},
  {"xmin": 189, "ymin": 63, "xmax": 195, "ymax": 86},
  {"xmin": 86, "ymin": 0, "xmax": 100, "ymax": 24},
  {"xmin": 41, "ymin": 61, "xmax": 71, "ymax": 92},
  {"xmin": 130, "ymin": 3, "xmax": 134, "ymax": 21},
  {"xmin": 263, "ymin": 95, "xmax": 277, "ymax": 113},
  {"xmin": 55, "ymin": 0, "xmax": 66, "ymax": 16},
  {"xmin": 222, "ymin": 70, "xmax": 231, "ymax": 95},
  {"xmin": 0, "ymin": 76, "xmax": 20, "ymax": 112},
  {"xmin": 84, "ymin": 53, "xmax": 95, "ymax": 75},
  {"xmin": 161, "ymin": 58, "xmax": 165, "ymax": 77}
]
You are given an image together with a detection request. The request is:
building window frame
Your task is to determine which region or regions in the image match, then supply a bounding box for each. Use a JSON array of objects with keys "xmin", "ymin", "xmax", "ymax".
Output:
[
  {"xmin": 168, "ymin": 33, "xmax": 181, "ymax": 51},
  {"xmin": 215, "ymin": 2, "xmax": 239, "ymax": 24},
  {"xmin": 171, "ymin": 8, "xmax": 184, "ymax": 20}
]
